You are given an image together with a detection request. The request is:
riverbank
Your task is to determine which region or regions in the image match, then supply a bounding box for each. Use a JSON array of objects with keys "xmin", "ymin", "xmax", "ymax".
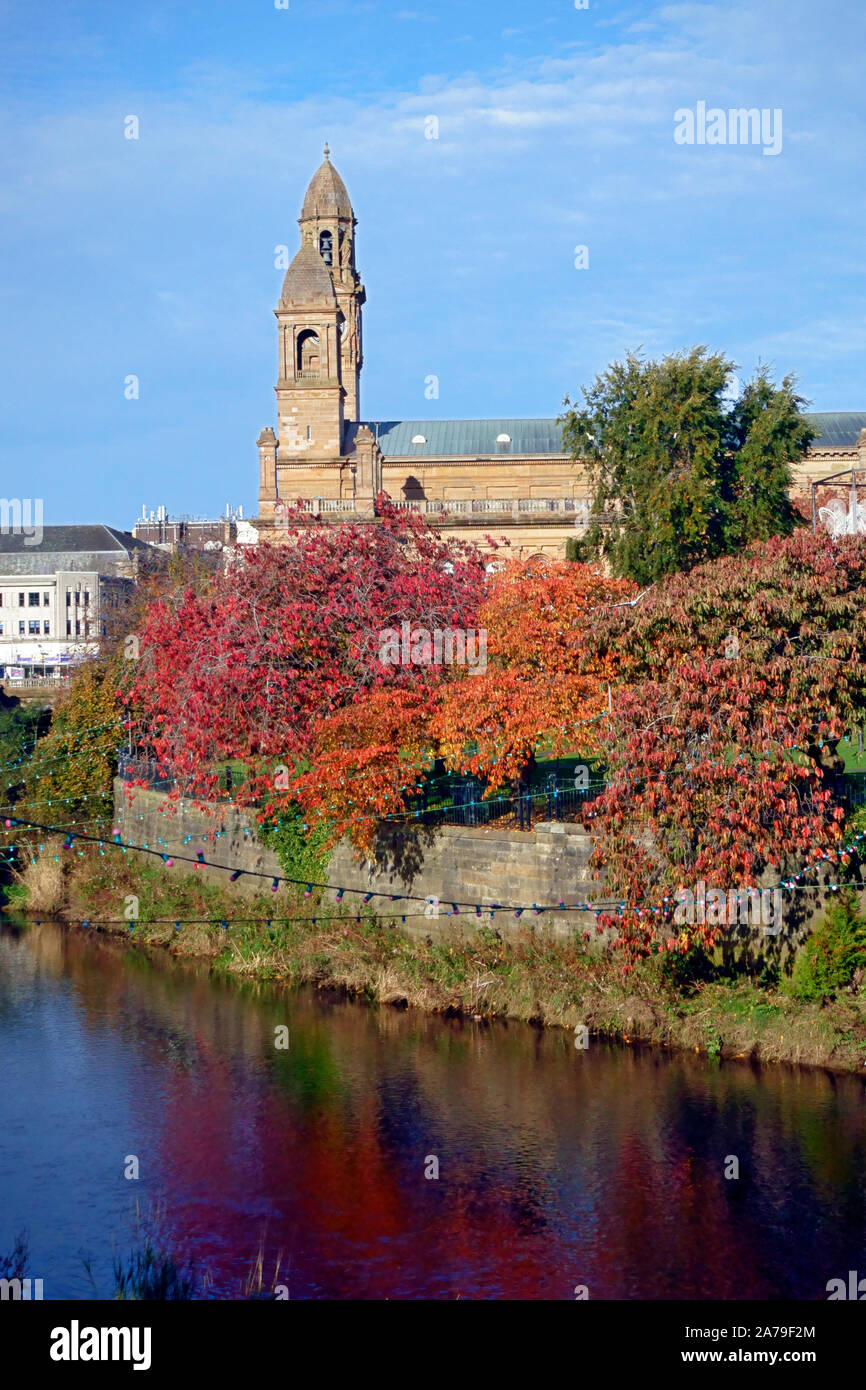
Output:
[{"xmin": 9, "ymin": 841, "xmax": 866, "ymax": 1073}]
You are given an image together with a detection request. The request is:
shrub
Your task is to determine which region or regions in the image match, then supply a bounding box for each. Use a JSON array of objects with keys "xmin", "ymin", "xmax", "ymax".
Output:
[
  {"xmin": 17, "ymin": 660, "xmax": 122, "ymax": 824},
  {"xmin": 258, "ymin": 802, "xmax": 332, "ymax": 887},
  {"xmin": 785, "ymin": 893, "xmax": 866, "ymax": 1002}
]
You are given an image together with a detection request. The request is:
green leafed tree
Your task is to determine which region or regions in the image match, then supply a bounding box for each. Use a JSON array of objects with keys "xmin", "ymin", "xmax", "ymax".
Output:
[
  {"xmin": 560, "ymin": 347, "xmax": 814, "ymax": 584},
  {"xmin": 17, "ymin": 659, "xmax": 124, "ymax": 827}
]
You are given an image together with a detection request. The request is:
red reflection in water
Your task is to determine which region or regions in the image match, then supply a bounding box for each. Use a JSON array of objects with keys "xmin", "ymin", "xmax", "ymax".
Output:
[{"xmin": 4, "ymin": 922, "xmax": 866, "ymax": 1300}]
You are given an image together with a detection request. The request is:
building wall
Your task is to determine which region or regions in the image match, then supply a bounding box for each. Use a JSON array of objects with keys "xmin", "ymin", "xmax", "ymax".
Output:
[
  {"xmin": 113, "ymin": 781, "xmax": 282, "ymax": 895},
  {"xmin": 261, "ymin": 435, "xmax": 866, "ymax": 560},
  {"xmin": 0, "ymin": 570, "xmax": 126, "ymax": 673},
  {"xmin": 0, "ymin": 579, "xmax": 56, "ymax": 645},
  {"xmin": 327, "ymin": 820, "xmax": 601, "ymax": 942},
  {"xmin": 382, "ymin": 455, "xmax": 587, "ymax": 503},
  {"xmin": 132, "ymin": 518, "xmax": 235, "ymax": 550}
]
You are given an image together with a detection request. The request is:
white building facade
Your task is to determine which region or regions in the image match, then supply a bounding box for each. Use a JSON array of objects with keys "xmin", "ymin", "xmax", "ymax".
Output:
[{"xmin": 0, "ymin": 526, "xmax": 153, "ymax": 681}]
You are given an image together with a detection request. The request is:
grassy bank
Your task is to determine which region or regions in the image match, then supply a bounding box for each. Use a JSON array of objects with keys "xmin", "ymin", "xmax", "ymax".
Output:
[{"xmin": 7, "ymin": 840, "xmax": 866, "ymax": 1073}]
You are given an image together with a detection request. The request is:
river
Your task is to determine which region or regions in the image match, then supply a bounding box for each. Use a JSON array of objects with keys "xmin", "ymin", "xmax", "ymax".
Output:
[{"xmin": 1, "ymin": 916, "xmax": 864, "ymax": 1300}]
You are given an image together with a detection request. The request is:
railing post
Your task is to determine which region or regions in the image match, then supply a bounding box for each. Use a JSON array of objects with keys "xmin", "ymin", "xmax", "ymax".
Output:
[{"xmin": 547, "ymin": 771, "xmax": 556, "ymax": 822}]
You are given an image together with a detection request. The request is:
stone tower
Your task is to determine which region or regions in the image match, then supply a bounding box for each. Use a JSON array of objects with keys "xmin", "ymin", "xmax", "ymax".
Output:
[{"xmin": 258, "ymin": 145, "xmax": 367, "ymax": 521}]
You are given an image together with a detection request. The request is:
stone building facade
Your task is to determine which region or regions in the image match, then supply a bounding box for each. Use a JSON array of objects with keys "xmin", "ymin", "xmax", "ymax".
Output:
[{"xmin": 255, "ymin": 148, "xmax": 866, "ymax": 559}]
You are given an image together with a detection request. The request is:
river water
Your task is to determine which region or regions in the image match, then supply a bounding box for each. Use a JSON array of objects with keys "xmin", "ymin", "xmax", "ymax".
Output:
[{"xmin": 1, "ymin": 917, "xmax": 865, "ymax": 1300}]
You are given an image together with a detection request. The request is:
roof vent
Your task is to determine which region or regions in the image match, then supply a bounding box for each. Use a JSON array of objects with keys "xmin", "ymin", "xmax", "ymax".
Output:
[{"xmin": 411, "ymin": 434, "xmax": 427, "ymax": 445}]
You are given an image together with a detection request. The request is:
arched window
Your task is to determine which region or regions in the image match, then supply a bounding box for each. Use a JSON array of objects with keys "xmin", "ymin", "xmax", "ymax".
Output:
[
  {"xmin": 297, "ymin": 329, "xmax": 319, "ymax": 376},
  {"xmin": 319, "ymin": 230, "xmax": 333, "ymax": 265}
]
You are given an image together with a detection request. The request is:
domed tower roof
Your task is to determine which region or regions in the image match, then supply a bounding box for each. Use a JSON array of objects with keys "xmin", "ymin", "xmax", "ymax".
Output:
[
  {"xmin": 280, "ymin": 242, "xmax": 336, "ymax": 305},
  {"xmin": 301, "ymin": 144, "xmax": 354, "ymax": 221}
]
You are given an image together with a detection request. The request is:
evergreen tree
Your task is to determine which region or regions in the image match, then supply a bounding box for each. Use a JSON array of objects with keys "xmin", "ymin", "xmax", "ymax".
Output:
[{"xmin": 560, "ymin": 347, "xmax": 813, "ymax": 584}]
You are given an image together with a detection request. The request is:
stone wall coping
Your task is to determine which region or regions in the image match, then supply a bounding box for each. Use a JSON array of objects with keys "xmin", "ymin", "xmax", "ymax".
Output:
[{"xmin": 433, "ymin": 821, "xmax": 590, "ymax": 844}]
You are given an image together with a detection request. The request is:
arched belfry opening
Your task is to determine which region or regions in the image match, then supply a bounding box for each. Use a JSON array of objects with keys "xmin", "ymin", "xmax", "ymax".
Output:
[
  {"xmin": 319, "ymin": 230, "xmax": 333, "ymax": 265},
  {"xmin": 297, "ymin": 329, "xmax": 319, "ymax": 376}
]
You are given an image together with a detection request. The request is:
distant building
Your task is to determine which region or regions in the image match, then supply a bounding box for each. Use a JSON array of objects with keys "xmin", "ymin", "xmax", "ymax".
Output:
[
  {"xmin": 254, "ymin": 147, "xmax": 866, "ymax": 558},
  {"xmin": 132, "ymin": 504, "xmax": 243, "ymax": 552},
  {"xmin": 0, "ymin": 524, "xmax": 153, "ymax": 681}
]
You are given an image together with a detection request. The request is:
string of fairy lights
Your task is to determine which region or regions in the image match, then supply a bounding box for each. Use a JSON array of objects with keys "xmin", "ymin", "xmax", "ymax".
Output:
[
  {"xmin": 0, "ymin": 718, "xmax": 125, "ymax": 775},
  {"xmin": 4, "ymin": 702, "xmax": 866, "ymax": 934},
  {"xmin": 4, "ymin": 810, "xmax": 864, "ymax": 933}
]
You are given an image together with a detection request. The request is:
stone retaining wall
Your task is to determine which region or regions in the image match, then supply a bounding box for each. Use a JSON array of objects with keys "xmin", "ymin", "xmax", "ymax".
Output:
[
  {"xmin": 113, "ymin": 782, "xmax": 847, "ymax": 958},
  {"xmin": 113, "ymin": 780, "xmax": 281, "ymax": 895},
  {"xmin": 325, "ymin": 819, "xmax": 601, "ymax": 941}
]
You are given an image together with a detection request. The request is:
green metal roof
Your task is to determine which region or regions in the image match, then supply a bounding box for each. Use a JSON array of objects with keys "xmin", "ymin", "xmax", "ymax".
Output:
[
  {"xmin": 355, "ymin": 419, "xmax": 567, "ymax": 457},
  {"xmin": 351, "ymin": 412, "xmax": 864, "ymax": 458},
  {"xmin": 806, "ymin": 413, "xmax": 866, "ymax": 448}
]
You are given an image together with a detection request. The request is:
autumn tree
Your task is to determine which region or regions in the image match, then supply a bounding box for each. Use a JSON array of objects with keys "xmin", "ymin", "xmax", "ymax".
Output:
[
  {"xmin": 128, "ymin": 502, "xmax": 487, "ymax": 805},
  {"xmin": 94, "ymin": 544, "xmax": 212, "ymax": 667},
  {"xmin": 293, "ymin": 559, "xmax": 634, "ymax": 849},
  {"xmin": 585, "ymin": 529, "xmax": 866, "ymax": 963},
  {"xmin": 17, "ymin": 658, "xmax": 125, "ymax": 826},
  {"xmin": 0, "ymin": 697, "xmax": 48, "ymax": 807},
  {"xmin": 431, "ymin": 559, "xmax": 634, "ymax": 786},
  {"xmin": 560, "ymin": 348, "xmax": 813, "ymax": 584},
  {"xmin": 290, "ymin": 686, "xmax": 437, "ymax": 852}
]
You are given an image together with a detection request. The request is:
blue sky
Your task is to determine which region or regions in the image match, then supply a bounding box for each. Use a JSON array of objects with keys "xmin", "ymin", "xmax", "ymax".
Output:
[{"xmin": 0, "ymin": 0, "xmax": 863, "ymax": 526}]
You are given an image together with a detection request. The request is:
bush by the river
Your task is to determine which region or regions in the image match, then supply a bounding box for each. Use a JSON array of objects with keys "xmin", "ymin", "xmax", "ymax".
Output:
[{"xmin": 785, "ymin": 893, "xmax": 866, "ymax": 1002}]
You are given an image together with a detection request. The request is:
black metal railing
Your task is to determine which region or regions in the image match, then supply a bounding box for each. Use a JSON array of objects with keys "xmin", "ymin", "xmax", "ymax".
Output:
[
  {"xmin": 117, "ymin": 753, "xmax": 256, "ymax": 799},
  {"xmin": 406, "ymin": 774, "xmax": 606, "ymax": 830},
  {"xmin": 117, "ymin": 752, "xmax": 177, "ymax": 792},
  {"xmin": 116, "ymin": 751, "xmax": 866, "ymax": 835},
  {"xmin": 842, "ymin": 771, "xmax": 866, "ymax": 809}
]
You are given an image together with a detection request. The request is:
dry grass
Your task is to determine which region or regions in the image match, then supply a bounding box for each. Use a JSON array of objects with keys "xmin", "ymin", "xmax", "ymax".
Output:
[
  {"xmin": 11, "ymin": 840, "xmax": 866, "ymax": 1073},
  {"xmin": 12, "ymin": 839, "xmax": 67, "ymax": 913}
]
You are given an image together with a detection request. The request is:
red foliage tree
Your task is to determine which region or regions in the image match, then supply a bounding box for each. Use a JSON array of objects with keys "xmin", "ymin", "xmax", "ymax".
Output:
[
  {"xmin": 128, "ymin": 503, "xmax": 486, "ymax": 804},
  {"xmin": 288, "ymin": 686, "xmax": 436, "ymax": 851},
  {"xmin": 431, "ymin": 560, "xmax": 635, "ymax": 786},
  {"xmin": 586, "ymin": 530, "xmax": 866, "ymax": 965}
]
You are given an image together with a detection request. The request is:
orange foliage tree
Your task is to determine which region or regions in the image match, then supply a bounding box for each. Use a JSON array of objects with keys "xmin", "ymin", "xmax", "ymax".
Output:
[
  {"xmin": 279, "ymin": 686, "xmax": 436, "ymax": 852},
  {"xmin": 294, "ymin": 560, "xmax": 635, "ymax": 850},
  {"xmin": 431, "ymin": 560, "xmax": 635, "ymax": 785}
]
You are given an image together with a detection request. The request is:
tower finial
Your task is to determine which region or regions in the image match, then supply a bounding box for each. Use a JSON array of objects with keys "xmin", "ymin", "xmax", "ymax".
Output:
[{"xmin": 323, "ymin": 141, "xmax": 330, "ymax": 160}]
